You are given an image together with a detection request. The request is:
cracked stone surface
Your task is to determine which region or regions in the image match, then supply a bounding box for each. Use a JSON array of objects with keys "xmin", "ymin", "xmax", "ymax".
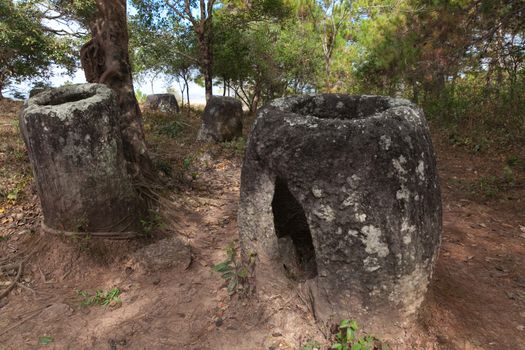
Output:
[
  {"xmin": 19, "ymin": 83, "xmax": 143, "ymax": 235},
  {"xmin": 238, "ymin": 94, "xmax": 442, "ymax": 336}
]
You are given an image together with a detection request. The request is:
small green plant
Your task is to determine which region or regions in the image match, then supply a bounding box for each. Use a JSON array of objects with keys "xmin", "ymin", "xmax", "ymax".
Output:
[
  {"xmin": 503, "ymin": 165, "xmax": 514, "ymax": 181},
  {"xmin": 221, "ymin": 137, "xmax": 246, "ymax": 156},
  {"xmin": 38, "ymin": 336, "xmax": 54, "ymax": 345},
  {"xmin": 2, "ymin": 174, "xmax": 32, "ymax": 204},
  {"xmin": 181, "ymin": 156, "xmax": 199, "ymax": 180},
  {"xmin": 182, "ymin": 156, "xmax": 192, "ymax": 170},
  {"xmin": 155, "ymin": 120, "xmax": 189, "ymax": 138},
  {"xmin": 506, "ymin": 154, "xmax": 519, "ymax": 167},
  {"xmin": 473, "ymin": 175, "xmax": 499, "ymax": 199},
  {"xmin": 75, "ymin": 216, "xmax": 89, "ymax": 232},
  {"xmin": 300, "ymin": 340, "xmax": 322, "ymax": 350},
  {"xmin": 140, "ymin": 211, "xmax": 164, "ymax": 235},
  {"xmin": 6, "ymin": 187, "xmax": 20, "ymax": 202},
  {"xmin": 154, "ymin": 159, "xmax": 173, "ymax": 177},
  {"xmin": 68, "ymin": 232, "xmax": 92, "ymax": 252},
  {"xmin": 331, "ymin": 319, "xmax": 385, "ymax": 350},
  {"xmin": 77, "ymin": 287, "xmax": 122, "ymax": 307},
  {"xmin": 212, "ymin": 242, "xmax": 250, "ymax": 295},
  {"xmin": 13, "ymin": 148, "xmax": 27, "ymax": 162}
]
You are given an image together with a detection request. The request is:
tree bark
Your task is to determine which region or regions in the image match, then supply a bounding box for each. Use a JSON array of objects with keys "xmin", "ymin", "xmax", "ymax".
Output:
[
  {"xmin": 178, "ymin": 79, "xmax": 184, "ymax": 108},
  {"xmin": 184, "ymin": 76, "xmax": 190, "ymax": 107},
  {"xmin": 80, "ymin": 0, "xmax": 153, "ymax": 180},
  {"xmin": 324, "ymin": 55, "xmax": 332, "ymax": 91},
  {"xmin": 0, "ymin": 76, "xmax": 4, "ymax": 99},
  {"xmin": 250, "ymin": 92, "xmax": 260, "ymax": 114},
  {"xmin": 204, "ymin": 65, "xmax": 213, "ymax": 101},
  {"xmin": 0, "ymin": 72, "xmax": 4, "ymax": 99},
  {"xmin": 198, "ymin": 29, "xmax": 213, "ymax": 101}
]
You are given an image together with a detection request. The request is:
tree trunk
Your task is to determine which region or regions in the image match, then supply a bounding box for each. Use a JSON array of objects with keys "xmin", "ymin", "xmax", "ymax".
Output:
[
  {"xmin": 80, "ymin": 0, "xmax": 153, "ymax": 180},
  {"xmin": 150, "ymin": 76, "xmax": 155, "ymax": 94},
  {"xmin": 324, "ymin": 55, "xmax": 331, "ymax": 91},
  {"xmin": 183, "ymin": 75, "xmax": 190, "ymax": 108},
  {"xmin": 0, "ymin": 77, "xmax": 4, "ymax": 99},
  {"xmin": 197, "ymin": 20, "xmax": 213, "ymax": 102},
  {"xmin": 202, "ymin": 48, "xmax": 213, "ymax": 101},
  {"xmin": 250, "ymin": 95, "xmax": 259, "ymax": 114},
  {"xmin": 186, "ymin": 83, "xmax": 190, "ymax": 107},
  {"xmin": 179, "ymin": 80, "xmax": 184, "ymax": 109}
]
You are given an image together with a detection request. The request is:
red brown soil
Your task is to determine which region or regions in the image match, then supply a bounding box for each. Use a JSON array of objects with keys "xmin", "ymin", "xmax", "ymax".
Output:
[{"xmin": 0, "ymin": 99, "xmax": 524, "ymax": 349}]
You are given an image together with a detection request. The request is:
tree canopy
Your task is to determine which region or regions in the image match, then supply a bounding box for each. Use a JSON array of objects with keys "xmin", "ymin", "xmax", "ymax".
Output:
[
  {"xmin": 1, "ymin": 0, "xmax": 523, "ymax": 146},
  {"xmin": 0, "ymin": 0, "xmax": 76, "ymax": 97}
]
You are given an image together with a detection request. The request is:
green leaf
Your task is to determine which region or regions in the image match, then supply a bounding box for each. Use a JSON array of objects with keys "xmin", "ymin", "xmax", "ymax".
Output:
[
  {"xmin": 183, "ymin": 158, "xmax": 191, "ymax": 169},
  {"xmin": 212, "ymin": 261, "xmax": 231, "ymax": 272},
  {"xmin": 336, "ymin": 331, "xmax": 343, "ymax": 342},
  {"xmin": 346, "ymin": 328, "xmax": 355, "ymax": 342},
  {"xmin": 38, "ymin": 336, "xmax": 54, "ymax": 345},
  {"xmin": 227, "ymin": 278, "xmax": 238, "ymax": 294},
  {"xmin": 221, "ymin": 271, "xmax": 235, "ymax": 279},
  {"xmin": 339, "ymin": 319, "xmax": 351, "ymax": 329},
  {"xmin": 237, "ymin": 267, "xmax": 248, "ymax": 278},
  {"xmin": 331, "ymin": 344, "xmax": 343, "ymax": 350}
]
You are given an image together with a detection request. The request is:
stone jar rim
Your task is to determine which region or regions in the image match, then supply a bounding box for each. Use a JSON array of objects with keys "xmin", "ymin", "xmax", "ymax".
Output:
[
  {"xmin": 261, "ymin": 94, "xmax": 417, "ymax": 124},
  {"xmin": 23, "ymin": 83, "xmax": 114, "ymax": 121}
]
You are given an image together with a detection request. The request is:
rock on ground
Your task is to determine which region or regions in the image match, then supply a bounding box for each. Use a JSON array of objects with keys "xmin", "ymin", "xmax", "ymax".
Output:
[
  {"xmin": 197, "ymin": 96, "xmax": 243, "ymax": 142},
  {"xmin": 144, "ymin": 94, "xmax": 180, "ymax": 114},
  {"xmin": 130, "ymin": 237, "xmax": 192, "ymax": 273}
]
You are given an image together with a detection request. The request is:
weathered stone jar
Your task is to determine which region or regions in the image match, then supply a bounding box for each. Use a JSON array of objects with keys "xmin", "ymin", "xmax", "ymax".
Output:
[
  {"xmin": 197, "ymin": 96, "xmax": 243, "ymax": 142},
  {"xmin": 144, "ymin": 93, "xmax": 179, "ymax": 114},
  {"xmin": 238, "ymin": 94, "xmax": 442, "ymax": 335},
  {"xmin": 20, "ymin": 84, "xmax": 143, "ymax": 237}
]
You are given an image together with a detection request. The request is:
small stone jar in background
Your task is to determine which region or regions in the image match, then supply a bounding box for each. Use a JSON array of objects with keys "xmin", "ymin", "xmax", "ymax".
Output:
[{"xmin": 197, "ymin": 96, "xmax": 243, "ymax": 142}]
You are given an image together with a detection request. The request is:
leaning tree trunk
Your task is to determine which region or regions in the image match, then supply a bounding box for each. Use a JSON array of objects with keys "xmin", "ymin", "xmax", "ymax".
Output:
[
  {"xmin": 80, "ymin": 0, "xmax": 153, "ymax": 180},
  {"xmin": 183, "ymin": 75, "xmax": 190, "ymax": 108}
]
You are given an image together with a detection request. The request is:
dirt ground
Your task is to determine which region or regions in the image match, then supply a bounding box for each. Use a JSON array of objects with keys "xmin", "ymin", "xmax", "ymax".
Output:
[{"xmin": 0, "ymin": 99, "xmax": 524, "ymax": 349}]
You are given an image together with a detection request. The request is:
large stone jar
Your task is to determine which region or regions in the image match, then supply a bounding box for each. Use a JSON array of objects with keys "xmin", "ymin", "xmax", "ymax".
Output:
[
  {"xmin": 197, "ymin": 96, "xmax": 243, "ymax": 142},
  {"xmin": 144, "ymin": 93, "xmax": 180, "ymax": 114},
  {"xmin": 238, "ymin": 94, "xmax": 442, "ymax": 336},
  {"xmin": 20, "ymin": 84, "xmax": 143, "ymax": 238}
]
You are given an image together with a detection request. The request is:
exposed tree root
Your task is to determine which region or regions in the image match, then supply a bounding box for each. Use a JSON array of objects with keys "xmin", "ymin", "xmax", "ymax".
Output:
[
  {"xmin": 0, "ymin": 306, "xmax": 47, "ymax": 337},
  {"xmin": 0, "ymin": 262, "xmax": 22, "ymax": 301},
  {"xmin": 0, "ymin": 235, "xmax": 44, "ymax": 300}
]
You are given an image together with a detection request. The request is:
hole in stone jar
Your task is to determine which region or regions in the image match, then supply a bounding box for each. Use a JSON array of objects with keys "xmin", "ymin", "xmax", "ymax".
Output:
[
  {"xmin": 291, "ymin": 95, "xmax": 393, "ymax": 121},
  {"xmin": 43, "ymin": 91, "xmax": 94, "ymax": 106},
  {"xmin": 272, "ymin": 177, "xmax": 318, "ymax": 281}
]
